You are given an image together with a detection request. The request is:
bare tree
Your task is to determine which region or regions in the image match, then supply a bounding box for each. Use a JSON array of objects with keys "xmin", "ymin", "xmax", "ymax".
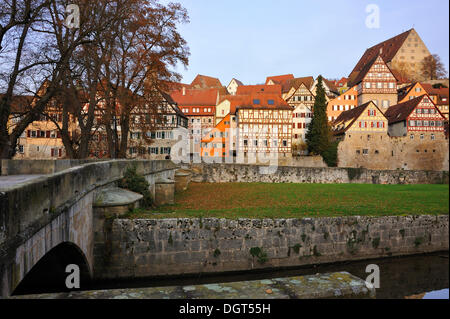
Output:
[
  {"xmin": 100, "ymin": 0, "xmax": 190, "ymax": 159},
  {"xmin": 421, "ymin": 54, "xmax": 448, "ymax": 80},
  {"xmin": 42, "ymin": 0, "xmax": 129, "ymax": 159},
  {"xmin": 0, "ymin": 0, "xmax": 111, "ymax": 158}
]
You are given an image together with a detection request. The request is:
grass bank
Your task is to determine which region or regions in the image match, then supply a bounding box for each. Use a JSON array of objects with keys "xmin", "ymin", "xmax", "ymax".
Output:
[{"xmin": 126, "ymin": 183, "xmax": 449, "ymax": 219}]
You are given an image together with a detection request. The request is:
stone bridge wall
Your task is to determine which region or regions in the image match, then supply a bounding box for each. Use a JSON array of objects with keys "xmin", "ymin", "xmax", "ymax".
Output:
[
  {"xmin": 186, "ymin": 164, "xmax": 449, "ymax": 184},
  {"xmin": 0, "ymin": 159, "xmax": 111, "ymax": 176},
  {"xmin": 0, "ymin": 160, "xmax": 177, "ymax": 297},
  {"xmin": 96, "ymin": 215, "xmax": 449, "ymax": 280}
]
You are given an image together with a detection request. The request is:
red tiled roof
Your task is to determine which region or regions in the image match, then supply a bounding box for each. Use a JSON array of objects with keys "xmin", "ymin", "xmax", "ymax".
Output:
[
  {"xmin": 265, "ymin": 74, "xmax": 294, "ymax": 85},
  {"xmin": 384, "ymin": 95, "xmax": 424, "ymax": 124},
  {"xmin": 335, "ymin": 77, "xmax": 348, "ymax": 87},
  {"xmin": 348, "ymin": 29, "xmax": 413, "ymax": 87},
  {"xmin": 236, "ymin": 84, "xmax": 282, "ymax": 95},
  {"xmin": 322, "ymin": 78, "xmax": 339, "ymax": 94},
  {"xmin": 235, "ymin": 93, "xmax": 291, "ymax": 111},
  {"xmin": 282, "ymin": 77, "xmax": 315, "ymax": 93},
  {"xmin": 191, "ymin": 75, "xmax": 222, "ymax": 89},
  {"xmin": 171, "ymin": 88, "xmax": 218, "ymax": 107},
  {"xmin": 332, "ymin": 101, "xmax": 385, "ymax": 135}
]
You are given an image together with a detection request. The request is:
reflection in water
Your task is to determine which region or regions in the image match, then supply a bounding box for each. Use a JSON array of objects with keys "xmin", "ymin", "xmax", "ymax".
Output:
[{"xmin": 88, "ymin": 252, "xmax": 449, "ymax": 299}]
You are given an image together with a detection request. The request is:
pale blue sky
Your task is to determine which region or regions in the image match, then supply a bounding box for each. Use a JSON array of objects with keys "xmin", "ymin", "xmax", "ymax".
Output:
[{"xmin": 170, "ymin": 0, "xmax": 449, "ymax": 85}]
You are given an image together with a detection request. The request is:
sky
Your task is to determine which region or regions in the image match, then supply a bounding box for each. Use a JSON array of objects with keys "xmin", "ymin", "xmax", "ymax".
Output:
[{"xmin": 167, "ymin": 0, "xmax": 449, "ymax": 86}]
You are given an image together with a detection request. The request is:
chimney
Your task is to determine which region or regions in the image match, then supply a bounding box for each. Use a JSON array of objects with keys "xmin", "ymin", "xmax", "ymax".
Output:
[{"xmin": 182, "ymin": 87, "xmax": 186, "ymax": 96}]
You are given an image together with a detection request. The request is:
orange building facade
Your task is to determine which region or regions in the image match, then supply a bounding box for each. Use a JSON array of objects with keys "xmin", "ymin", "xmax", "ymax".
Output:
[{"xmin": 326, "ymin": 86, "xmax": 358, "ymax": 122}]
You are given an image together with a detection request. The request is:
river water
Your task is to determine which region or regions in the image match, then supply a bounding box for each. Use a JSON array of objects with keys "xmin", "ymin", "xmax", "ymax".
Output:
[{"xmin": 87, "ymin": 252, "xmax": 449, "ymax": 299}]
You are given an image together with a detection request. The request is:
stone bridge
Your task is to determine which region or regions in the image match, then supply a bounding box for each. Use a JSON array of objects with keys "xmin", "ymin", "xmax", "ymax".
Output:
[{"xmin": 0, "ymin": 160, "xmax": 178, "ymax": 298}]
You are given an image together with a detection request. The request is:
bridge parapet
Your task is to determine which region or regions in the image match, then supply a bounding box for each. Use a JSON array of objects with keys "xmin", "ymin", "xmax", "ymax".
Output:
[{"xmin": 0, "ymin": 160, "xmax": 177, "ymax": 298}]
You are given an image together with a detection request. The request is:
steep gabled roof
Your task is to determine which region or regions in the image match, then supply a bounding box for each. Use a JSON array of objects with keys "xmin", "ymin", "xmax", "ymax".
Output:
[
  {"xmin": 158, "ymin": 89, "xmax": 187, "ymax": 119},
  {"xmin": 265, "ymin": 74, "xmax": 295, "ymax": 85},
  {"xmin": 228, "ymin": 78, "xmax": 244, "ymax": 86},
  {"xmin": 348, "ymin": 29, "xmax": 413, "ymax": 86},
  {"xmin": 322, "ymin": 78, "xmax": 339, "ymax": 94},
  {"xmin": 332, "ymin": 101, "xmax": 385, "ymax": 135},
  {"xmin": 384, "ymin": 95, "xmax": 426, "ymax": 124},
  {"xmin": 282, "ymin": 76, "xmax": 315, "ymax": 93},
  {"xmin": 191, "ymin": 75, "xmax": 222, "ymax": 89},
  {"xmin": 349, "ymin": 54, "xmax": 398, "ymax": 88}
]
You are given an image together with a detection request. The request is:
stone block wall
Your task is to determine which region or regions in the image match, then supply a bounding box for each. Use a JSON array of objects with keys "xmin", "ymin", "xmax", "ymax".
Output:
[
  {"xmin": 187, "ymin": 164, "xmax": 449, "ymax": 185},
  {"xmin": 93, "ymin": 215, "xmax": 449, "ymax": 280}
]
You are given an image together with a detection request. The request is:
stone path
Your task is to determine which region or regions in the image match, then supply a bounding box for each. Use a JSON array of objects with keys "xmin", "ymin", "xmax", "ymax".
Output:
[{"xmin": 10, "ymin": 272, "xmax": 375, "ymax": 299}]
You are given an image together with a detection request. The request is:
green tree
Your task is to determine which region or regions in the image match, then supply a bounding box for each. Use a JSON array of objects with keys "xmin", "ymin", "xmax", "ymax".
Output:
[{"xmin": 305, "ymin": 76, "xmax": 331, "ymax": 157}]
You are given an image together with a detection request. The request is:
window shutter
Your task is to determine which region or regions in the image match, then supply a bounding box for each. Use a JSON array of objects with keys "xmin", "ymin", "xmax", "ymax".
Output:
[
  {"xmin": 46, "ymin": 131, "xmax": 50, "ymax": 138},
  {"xmin": 57, "ymin": 131, "xmax": 61, "ymax": 138},
  {"xmin": 359, "ymin": 122, "xmax": 361, "ymax": 128},
  {"xmin": 51, "ymin": 149, "xmax": 54, "ymax": 157},
  {"xmin": 58, "ymin": 149, "xmax": 62, "ymax": 157},
  {"xmin": 368, "ymin": 110, "xmax": 370, "ymax": 116},
  {"xmin": 374, "ymin": 110, "xmax": 377, "ymax": 116},
  {"xmin": 27, "ymin": 130, "xmax": 31, "ymax": 138},
  {"xmin": 383, "ymin": 122, "xmax": 385, "ymax": 128}
]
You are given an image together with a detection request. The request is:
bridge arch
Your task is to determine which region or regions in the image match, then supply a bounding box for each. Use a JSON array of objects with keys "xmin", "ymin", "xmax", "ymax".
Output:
[{"xmin": 12, "ymin": 242, "xmax": 91, "ymax": 296}]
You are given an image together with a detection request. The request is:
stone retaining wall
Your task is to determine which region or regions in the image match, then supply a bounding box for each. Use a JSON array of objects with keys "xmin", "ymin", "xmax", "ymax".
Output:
[
  {"xmin": 94, "ymin": 215, "xmax": 449, "ymax": 280},
  {"xmin": 187, "ymin": 164, "xmax": 449, "ymax": 184}
]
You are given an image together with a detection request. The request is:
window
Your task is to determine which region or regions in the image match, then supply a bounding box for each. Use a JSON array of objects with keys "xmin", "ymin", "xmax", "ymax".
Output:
[
  {"xmin": 420, "ymin": 134, "xmax": 424, "ymax": 140},
  {"xmin": 431, "ymin": 134, "xmax": 435, "ymax": 140},
  {"xmin": 365, "ymin": 82, "xmax": 371, "ymax": 89},
  {"xmin": 282, "ymin": 140, "xmax": 287, "ymax": 147},
  {"xmin": 410, "ymin": 134, "xmax": 414, "ymax": 140},
  {"xmin": 382, "ymin": 100, "xmax": 390, "ymax": 108},
  {"xmin": 363, "ymin": 149, "xmax": 369, "ymax": 155},
  {"xmin": 253, "ymin": 99, "xmax": 260, "ymax": 105},
  {"xmin": 268, "ymin": 99, "xmax": 274, "ymax": 105}
]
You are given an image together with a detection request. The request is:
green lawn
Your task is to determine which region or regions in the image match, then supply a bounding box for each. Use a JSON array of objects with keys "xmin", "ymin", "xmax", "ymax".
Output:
[{"xmin": 127, "ymin": 183, "xmax": 449, "ymax": 219}]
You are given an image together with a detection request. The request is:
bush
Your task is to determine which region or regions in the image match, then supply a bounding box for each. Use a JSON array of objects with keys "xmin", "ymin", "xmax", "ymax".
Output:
[
  {"xmin": 322, "ymin": 141, "xmax": 339, "ymax": 167},
  {"xmin": 118, "ymin": 165, "xmax": 152, "ymax": 208}
]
